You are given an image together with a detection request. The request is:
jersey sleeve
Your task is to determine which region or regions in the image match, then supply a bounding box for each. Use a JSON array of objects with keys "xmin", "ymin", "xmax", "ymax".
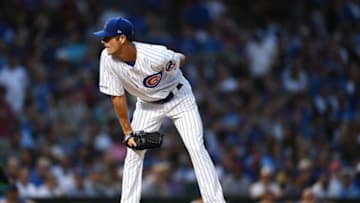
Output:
[
  {"xmin": 162, "ymin": 48, "xmax": 181, "ymax": 74},
  {"xmin": 99, "ymin": 50, "xmax": 125, "ymax": 96}
]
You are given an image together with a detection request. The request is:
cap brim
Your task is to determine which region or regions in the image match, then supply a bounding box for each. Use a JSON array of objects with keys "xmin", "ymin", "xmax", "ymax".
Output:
[{"xmin": 93, "ymin": 30, "xmax": 113, "ymax": 37}]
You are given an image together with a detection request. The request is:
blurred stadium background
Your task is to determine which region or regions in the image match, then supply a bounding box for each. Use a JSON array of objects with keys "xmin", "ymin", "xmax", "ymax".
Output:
[{"xmin": 0, "ymin": 0, "xmax": 360, "ymax": 203}]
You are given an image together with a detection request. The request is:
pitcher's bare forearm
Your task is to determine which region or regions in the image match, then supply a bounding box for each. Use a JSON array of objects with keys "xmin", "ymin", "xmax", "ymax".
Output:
[{"xmin": 112, "ymin": 95, "xmax": 132, "ymax": 135}]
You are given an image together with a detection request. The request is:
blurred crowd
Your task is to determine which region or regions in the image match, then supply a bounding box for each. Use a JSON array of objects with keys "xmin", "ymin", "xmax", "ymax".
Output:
[{"xmin": 0, "ymin": 0, "xmax": 360, "ymax": 202}]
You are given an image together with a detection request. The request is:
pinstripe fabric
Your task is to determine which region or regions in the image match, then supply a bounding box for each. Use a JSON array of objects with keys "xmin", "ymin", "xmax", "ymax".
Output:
[
  {"xmin": 168, "ymin": 84, "xmax": 225, "ymax": 203},
  {"xmin": 99, "ymin": 42, "xmax": 182, "ymax": 101},
  {"xmin": 172, "ymin": 110, "xmax": 225, "ymax": 202},
  {"xmin": 120, "ymin": 102, "xmax": 164, "ymax": 203},
  {"xmin": 98, "ymin": 41, "xmax": 225, "ymax": 203},
  {"xmin": 120, "ymin": 83, "xmax": 225, "ymax": 203}
]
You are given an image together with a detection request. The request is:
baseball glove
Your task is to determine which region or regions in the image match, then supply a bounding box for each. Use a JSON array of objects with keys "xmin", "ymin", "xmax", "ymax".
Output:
[{"xmin": 123, "ymin": 131, "xmax": 164, "ymax": 150}]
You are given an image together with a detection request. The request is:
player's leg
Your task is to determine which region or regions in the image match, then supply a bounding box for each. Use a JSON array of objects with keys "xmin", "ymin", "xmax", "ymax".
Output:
[
  {"xmin": 171, "ymin": 106, "xmax": 226, "ymax": 203},
  {"xmin": 120, "ymin": 102, "xmax": 165, "ymax": 203}
]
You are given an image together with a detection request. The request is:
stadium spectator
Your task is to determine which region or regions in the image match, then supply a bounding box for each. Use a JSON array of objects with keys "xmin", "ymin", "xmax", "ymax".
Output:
[
  {"xmin": 300, "ymin": 188, "xmax": 317, "ymax": 203},
  {"xmin": 0, "ymin": 55, "xmax": 29, "ymax": 113},
  {"xmin": 0, "ymin": 0, "xmax": 359, "ymax": 201},
  {"xmin": 15, "ymin": 167, "xmax": 37, "ymax": 198},
  {"xmin": 250, "ymin": 167, "xmax": 282, "ymax": 199},
  {"xmin": 0, "ymin": 184, "xmax": 35, "ymax": 203}
]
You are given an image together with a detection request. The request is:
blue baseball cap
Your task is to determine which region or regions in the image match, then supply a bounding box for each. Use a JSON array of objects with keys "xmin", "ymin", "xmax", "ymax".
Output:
[{"xmin": 93, "ymin": 17, "xmax": 134, "ymax": 38}]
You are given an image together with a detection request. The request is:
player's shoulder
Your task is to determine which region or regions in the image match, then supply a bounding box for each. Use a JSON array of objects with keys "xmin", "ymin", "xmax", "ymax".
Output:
[
  {"xmin": 99, "ymin": 49, "xmax": 117, "ymax": 70},
  {"xmin": 100, "ymin": 48, "xmax": 110, "ymax": 59},
  {"xmin": 134, "ymin": 41, "xmax": 173, "ymax": 65},
  {"xmin": 100, "ymin": 48, "xmax": 116, "ymax": 64},
  {"xmin": 134, "ymin": 41, "xmax": 169, "ymax": 54}
]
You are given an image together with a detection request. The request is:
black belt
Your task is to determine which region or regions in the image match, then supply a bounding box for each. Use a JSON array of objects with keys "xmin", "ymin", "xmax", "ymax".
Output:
[{"xmin": 151, "ymin": 83, "xmax": 183, "ymax": 104}]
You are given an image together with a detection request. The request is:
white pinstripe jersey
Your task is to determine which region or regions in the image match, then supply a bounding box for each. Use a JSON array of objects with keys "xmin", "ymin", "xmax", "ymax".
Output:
[{"xmin": 99, "ymin": 42, "xmax": 185, "ymax": 102}]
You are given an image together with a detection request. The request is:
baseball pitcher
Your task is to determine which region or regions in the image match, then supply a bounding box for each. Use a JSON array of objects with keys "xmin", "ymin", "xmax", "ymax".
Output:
[{"xmin": 93, "ymin": 17, "xmax": 226, "ymax": 203}]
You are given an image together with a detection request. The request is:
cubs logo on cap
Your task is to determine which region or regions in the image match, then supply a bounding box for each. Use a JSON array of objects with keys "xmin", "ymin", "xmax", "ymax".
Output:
[{"xmin": 143, "ymin": 71, "xmax": 162, "ymax": 88}]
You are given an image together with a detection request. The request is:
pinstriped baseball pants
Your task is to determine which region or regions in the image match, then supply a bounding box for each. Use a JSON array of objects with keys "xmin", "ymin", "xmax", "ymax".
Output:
[{"xmin": 120, "ymin": 83, "xmax": 226, "ymax": 203}]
